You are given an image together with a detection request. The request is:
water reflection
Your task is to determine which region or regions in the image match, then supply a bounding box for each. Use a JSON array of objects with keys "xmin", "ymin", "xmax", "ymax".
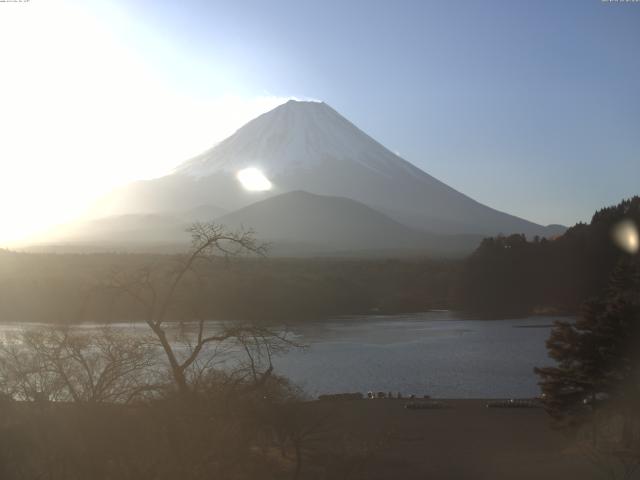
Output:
[{"xmin": 0, "ymin": 312, "xmax": 561, "ymax": 399}]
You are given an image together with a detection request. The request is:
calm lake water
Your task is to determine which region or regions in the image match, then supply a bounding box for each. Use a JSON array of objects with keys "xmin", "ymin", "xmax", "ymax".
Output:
[
  {"xmin": 0, "ymin": 312, "xmax": 561, "ymax": 399},
  {"xmin": 272, "ymin": 312, "xmax": 559, "ymax": 399}
]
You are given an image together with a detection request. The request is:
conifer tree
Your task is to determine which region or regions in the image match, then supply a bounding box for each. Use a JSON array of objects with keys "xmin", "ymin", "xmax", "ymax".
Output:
[{"xmin": 535, "ymin": 258, "xmax": 640, "ymax": 423}]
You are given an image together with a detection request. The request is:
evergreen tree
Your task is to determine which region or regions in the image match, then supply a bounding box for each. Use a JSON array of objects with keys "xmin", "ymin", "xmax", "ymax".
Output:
[{"xmin": 535, "ymin": 258, "xmax": 640, "ymax": 424}]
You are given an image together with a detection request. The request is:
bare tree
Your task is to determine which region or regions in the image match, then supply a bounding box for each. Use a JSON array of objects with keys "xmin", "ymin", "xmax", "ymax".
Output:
[
  {"xmin": 107, "ymin": 222, "xmax": 297, "ymax": 395},
  {"xmin": 0, "ymin": 328, "xmax": 67, "ymax": 402},
  {"xmin": 0, "ymin": 326, "xmax": 159, "ymax": 403}
]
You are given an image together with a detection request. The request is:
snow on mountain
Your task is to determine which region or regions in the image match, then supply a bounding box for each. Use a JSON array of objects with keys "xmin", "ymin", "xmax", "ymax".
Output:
[
  {"xmin": 177, "ymin": 100, "xmax": 420, "ymax": 180},
  {"xmin": 93, "ymin": 99, "xmax": 563, "ymax": 240}
]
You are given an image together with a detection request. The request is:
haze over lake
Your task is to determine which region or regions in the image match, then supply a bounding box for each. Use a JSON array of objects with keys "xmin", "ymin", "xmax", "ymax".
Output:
[{"xmin": 0, "ymin": 312, "xmax": 558, "ymax": 399}]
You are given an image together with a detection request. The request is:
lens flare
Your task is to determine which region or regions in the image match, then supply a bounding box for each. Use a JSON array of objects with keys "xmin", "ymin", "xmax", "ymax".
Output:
[
  {"xmin": 236, "ymin": 168, "xmax": 272, "ymax": 192},
  {"xmin": 612, "ymin": 219, "xmax": 639, "ymax": 254}
]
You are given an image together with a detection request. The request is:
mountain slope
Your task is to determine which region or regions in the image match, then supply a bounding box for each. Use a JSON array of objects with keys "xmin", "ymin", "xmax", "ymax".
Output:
[
  {"xmin": 41, "ymin": 206, "xmax": 228, "ymax": 250},
  {"xmin": 93, "ymin": 99, "xmax": 562, "ymax": 239},
  {"xmin": 45, "ymin": 214, "xmax": 189, "ymax": 245},
  {"xmin": 216, "ymin": 190, "xmax": 482, "ymax": 256},
  {"xmin": 41, "ymin": 191, "xmax": 481, "ymax": 256}
]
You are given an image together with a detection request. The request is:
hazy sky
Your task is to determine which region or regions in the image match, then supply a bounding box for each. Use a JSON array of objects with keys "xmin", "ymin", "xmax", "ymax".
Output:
[{"xmin": 1, "ymin": 0, "xmax": 638, "ymax": 243}]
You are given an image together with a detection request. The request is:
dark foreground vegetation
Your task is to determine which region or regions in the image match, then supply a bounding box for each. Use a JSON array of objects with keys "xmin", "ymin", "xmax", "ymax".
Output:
[
  {"xmin": 0, "ymin": 395, "xmax": 609, "ymax": 480},
  {"xmin": 0, "ymin": 329, "xmax": 390, "ymax": 480},
  {"xmin": 0, "ymin": 375, "xmax": 317, "ymax": 480}
]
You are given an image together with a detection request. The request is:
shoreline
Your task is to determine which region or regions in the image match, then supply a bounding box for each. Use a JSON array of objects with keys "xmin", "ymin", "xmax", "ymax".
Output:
[{"xmin": 303, "ymin": 398, "xmax": 595, "ymax": 479}]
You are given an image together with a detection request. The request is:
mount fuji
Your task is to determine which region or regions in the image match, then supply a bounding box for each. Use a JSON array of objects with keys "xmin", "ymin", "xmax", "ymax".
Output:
[{"xmin": 64, "ymin": 100, "xmax": 563, "ymax": 255}]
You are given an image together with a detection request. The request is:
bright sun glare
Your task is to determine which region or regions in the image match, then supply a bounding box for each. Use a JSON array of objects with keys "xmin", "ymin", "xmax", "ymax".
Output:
[
  {"xmin": 236, "ymin": 168, "xmax": 273, "ymax": 192},
  {"xmin": 612, "ymin": 220, "xmax": 639, "ymax": 255},
  {"xmin": 0, "ymin": 1, "xmax": 286, "ymax": 246}
]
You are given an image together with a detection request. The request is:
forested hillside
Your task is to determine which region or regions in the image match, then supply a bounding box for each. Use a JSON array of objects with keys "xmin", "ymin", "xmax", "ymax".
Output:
[
  {"xmin": 0, "ymin": 252, "xmax": 457, "ymax": 324},
  {"xmin": 458, "ymin": 197, "xmax": 640, "ymax": 317}
]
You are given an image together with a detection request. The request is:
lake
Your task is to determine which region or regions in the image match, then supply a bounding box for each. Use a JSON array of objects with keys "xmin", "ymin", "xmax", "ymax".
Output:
[
  {"xmin": 0, "ymin": 312, "xmax": 561, "ymax": 399},
  {"xmin": 271, "ymin": 312, "xmax": 559, "ymax": 399}
]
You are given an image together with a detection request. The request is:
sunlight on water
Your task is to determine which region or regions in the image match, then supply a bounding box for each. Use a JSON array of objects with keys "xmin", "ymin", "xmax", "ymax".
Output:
[
  {"xmin": 612, "ymin": 219, "xmax": 639, "ymax": 254},
  {"xmin": 0, "ymin": 314, "xmax": 555, "ymax": 398},
  {"xmin": 236, "ymin": 167, "xmax": 272, "ymax": 191}
]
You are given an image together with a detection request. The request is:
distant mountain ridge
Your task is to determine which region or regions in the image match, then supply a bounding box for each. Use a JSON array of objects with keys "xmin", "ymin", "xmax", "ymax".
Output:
[
  {"xmin": 52, "ymin": 99, "xmax": 565, "ymax": 255},
  {"xmin": 95, "ymin": 100, "xmax": 562, "ymax": 237},
  {"xmin": 42, "ymin": 191, "xmax": 481, "ymax": 257},
  {"xmin": 216, "ymin": 190, "xmax": 482, "ymax": 256}
]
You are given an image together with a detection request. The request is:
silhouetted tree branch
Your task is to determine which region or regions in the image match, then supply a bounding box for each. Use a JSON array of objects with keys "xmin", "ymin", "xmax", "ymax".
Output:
[{"xmin": 106, "ymin": 222, "xmax": 297, "ymax": 395}]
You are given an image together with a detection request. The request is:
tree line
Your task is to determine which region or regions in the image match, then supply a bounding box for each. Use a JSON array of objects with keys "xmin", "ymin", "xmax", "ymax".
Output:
[
  {"xmin": 458, "ymin": 196, "xmax": 640, "ymax": 317},
  {"xmin": 0, "ymin": 250, "xmax": 457, "ymax": 324}
]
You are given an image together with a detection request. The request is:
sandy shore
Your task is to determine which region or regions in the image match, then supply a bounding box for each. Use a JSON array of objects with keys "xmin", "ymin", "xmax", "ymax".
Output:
[{"xmin": 306, "ymin": 399, "xmax": 603, "ymax": 480}]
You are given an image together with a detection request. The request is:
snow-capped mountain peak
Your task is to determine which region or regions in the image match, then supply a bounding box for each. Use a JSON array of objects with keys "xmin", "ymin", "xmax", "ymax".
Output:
[
  {"xmin": 96, "ymin": 99, "xmax": 562, "ymax": 239},
  {"xmin": 177, "ymin": 100, "xmax": 414, "ymax": 179}
]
